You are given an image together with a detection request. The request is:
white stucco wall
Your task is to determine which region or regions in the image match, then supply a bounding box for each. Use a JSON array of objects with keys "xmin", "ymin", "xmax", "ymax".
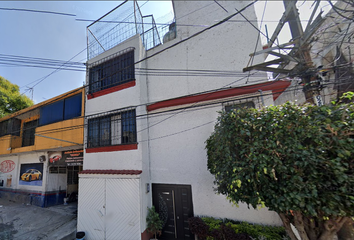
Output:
[
  {"xmin": 0, "ymin": 155, "xmax": 19, "ymax": 189},
  {"xmin": 146, "ymin": 1, "xmax": 266, "ymax": 103},
  {"xmin": 147, "ymin": 96, "xmax": 281, "ymax": 225},
  {"xmin": 82, "ymin": 1, "xmax": 283, "ymax": 234}
]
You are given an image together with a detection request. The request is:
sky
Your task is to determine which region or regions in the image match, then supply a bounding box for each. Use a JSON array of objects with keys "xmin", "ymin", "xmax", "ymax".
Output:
[{"xmin": 0, "ymin": 1, "xmax": 333, "ymax": 104}]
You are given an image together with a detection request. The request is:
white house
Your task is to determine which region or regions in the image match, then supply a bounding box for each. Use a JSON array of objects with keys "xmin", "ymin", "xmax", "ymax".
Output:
[{"xmin": 78, "ymin": 1, "xmax": 290, "ymax": 239}]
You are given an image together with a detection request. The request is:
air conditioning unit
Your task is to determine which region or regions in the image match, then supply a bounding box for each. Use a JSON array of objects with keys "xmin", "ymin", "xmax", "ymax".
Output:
[{"xmin": 39, "ymin": 155, "xmax": 46, "ymax": 162}]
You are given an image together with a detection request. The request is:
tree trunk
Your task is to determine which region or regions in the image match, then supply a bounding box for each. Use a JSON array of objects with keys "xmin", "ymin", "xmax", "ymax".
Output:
[
  {"xmin": 293, "ymin": 211, "xmax": 310, "ymax": 240},
  {"xmin": 337, "ymin": 218, "xmax": 354, "ymax": 240},
  {"xmin": 318, "ymin": 230, "xmax": 337, "ymax": 240},
  {"xmin": 319, "ymin": 217, "xmax": 351, "ymax": 240},
  {"xmin": 279, "ymin": 213, "xmax": 299, "ymax": 240}
]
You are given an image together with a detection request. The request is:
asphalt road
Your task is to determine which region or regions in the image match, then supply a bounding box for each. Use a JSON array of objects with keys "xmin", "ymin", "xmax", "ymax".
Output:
[{"xmin": 0, "ymin": 198, "xmax": 77, "ymax": 240}]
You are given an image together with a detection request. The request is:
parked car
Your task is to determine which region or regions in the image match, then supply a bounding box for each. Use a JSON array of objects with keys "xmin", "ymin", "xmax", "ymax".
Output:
[
  {"xmin": 50, "ymin": 155, "xmax": 61, "ymax": 163},
  {"xmin": 21, "ymin": 169, "xmax": 42, "ymax": 182}
]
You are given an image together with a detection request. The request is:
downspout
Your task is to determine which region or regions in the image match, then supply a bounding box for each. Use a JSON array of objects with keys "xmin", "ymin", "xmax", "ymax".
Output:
[{"xmin": 258, "ymin": 89, "xmax": 265, "ymax": 106}]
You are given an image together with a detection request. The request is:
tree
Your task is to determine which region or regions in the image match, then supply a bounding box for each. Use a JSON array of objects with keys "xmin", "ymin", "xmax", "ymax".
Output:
[
  {"xmin": 0, "ymin": 76, "xmax": 33, "ymax": 118},
  {"xmin": 146, "ymin": 206, "xmax": 163, "ymax": 240},
  {"xmin": 206, "ymin": 102, "xmax": 354, "ymax": 240}
]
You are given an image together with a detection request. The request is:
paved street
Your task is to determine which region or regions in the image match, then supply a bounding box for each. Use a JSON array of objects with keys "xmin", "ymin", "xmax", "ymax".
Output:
[{"xmin": 0, "ymin": 198, "xmax": 77, "ymax": 240}]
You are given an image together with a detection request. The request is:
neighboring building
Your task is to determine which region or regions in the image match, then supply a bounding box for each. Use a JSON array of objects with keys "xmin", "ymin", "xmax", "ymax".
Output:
[
  {"xmin": 275, "ymin": 1, "xmax": 354, "ymax": 106},
  {"xmin": 0, "ymin": 88, "xmax": 84, "ymax": 207},
  {"xmin": 78, "ymin": 1, "xmax": 290, "ymax": 239}
]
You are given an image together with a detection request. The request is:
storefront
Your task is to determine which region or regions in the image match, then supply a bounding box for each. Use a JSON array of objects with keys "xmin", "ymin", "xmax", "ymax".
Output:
[{"xmin": 0, "ymin": 149, "xmax": 83, "ymax": 207}]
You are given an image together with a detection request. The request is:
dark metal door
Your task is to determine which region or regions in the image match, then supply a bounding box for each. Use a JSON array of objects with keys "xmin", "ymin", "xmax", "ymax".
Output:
[{"xmin": 152, "ymin": 184, "xmax": 194, "ymax": 240}]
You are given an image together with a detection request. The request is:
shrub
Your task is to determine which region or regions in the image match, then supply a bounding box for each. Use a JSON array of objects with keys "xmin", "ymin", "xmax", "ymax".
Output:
[
  {"xmin": 202, "ymin": 217, "xmax": 223, "ymax": 231},
  {"xmin": 190, "ymin": 216, "xmax": 287, "ymax": 240},
  {"xmin": 221, "ymin": 224, "xmax": 240, "ymax": 240},
  {"xmin": 188, "ymin": 217, "xmax": 209, "ymax": 240},
  {"xmin": 210, "ymin": 228, "xmax": 224, "ymax": 240}
]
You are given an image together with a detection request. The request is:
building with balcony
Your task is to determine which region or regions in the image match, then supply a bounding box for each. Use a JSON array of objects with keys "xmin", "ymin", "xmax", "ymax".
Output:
[
  {"xmin": 78, "ymin": 1, "xmax": 290, "ymax": 239},
  {"xmin": 0, "ymin": 88, "xmax": 84, "ymax": 207}
]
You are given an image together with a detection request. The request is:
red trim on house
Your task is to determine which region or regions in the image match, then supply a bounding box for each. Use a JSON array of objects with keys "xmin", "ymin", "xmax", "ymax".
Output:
[
  {"xmin": 86, "ymin": 143, "xmax": 138, "ymax": 153},
  {"xmin": 87, "ymin": 80, "xmax": 136, "ymax": 100},
  {"xmin": 79, "ymin": 169, "xmax": 142, "ymax": 175},
  {"xmin": 147, "ymin": 80, "xmax": 291, "ymax": 112}
]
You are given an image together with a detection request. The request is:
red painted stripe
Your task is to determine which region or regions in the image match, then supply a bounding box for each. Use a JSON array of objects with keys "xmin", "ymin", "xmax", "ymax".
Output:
[
  {"xmin": 87, "ymin": 80, "xmax": 136, "ymax": 100},
  {"xmin": 86, "ymin": 143, "xmax": 138, "ymax": 153},
  {"xmin": 147, "ymin": 81, "xmax": 291, "ymax": 112}
]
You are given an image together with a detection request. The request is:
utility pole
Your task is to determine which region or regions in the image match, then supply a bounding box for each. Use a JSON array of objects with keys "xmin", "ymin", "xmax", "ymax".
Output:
[{"xmin": 243, "ymin": 0, "xmax": 325, "ymax": 105}]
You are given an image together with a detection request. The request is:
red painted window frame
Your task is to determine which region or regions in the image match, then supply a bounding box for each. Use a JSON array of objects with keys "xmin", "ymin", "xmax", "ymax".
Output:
[
  {"xmin": 87, "ymin": 80, "xmax": 136, "ymax": 100},
  {"xmin": 86, "ymin": 143, "xmax": 138, "ymax": 153}
]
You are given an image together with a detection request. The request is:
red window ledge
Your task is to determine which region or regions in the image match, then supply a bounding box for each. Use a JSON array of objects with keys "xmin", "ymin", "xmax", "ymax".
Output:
[
  {"xmin": 87, "ymin": 80, "xmax": 136, "ymax": 100},
  {"xmin": 86, "ymin": 143, "xmax": 138, "ymax": 153}
]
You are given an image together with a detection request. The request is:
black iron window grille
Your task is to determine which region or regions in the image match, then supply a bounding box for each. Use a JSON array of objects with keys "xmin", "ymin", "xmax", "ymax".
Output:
[
  {"xmin": 22, "ymin": 119, "xmax": 38, "ymax": 147},
  {"xmin": 88, "ymin": 48, "xmax": 135, "ymax": 94},
  {"xmin": 225, "ymin": 101, "xmax": 255, "ymax": 112},
  {"xmin": 0, "ymin": 118, "xmax": 21, "ymax": 137},
  {"xmin": 87, "ymin": 109, "xmax": 136, "ymax": 148},
  {"xmin": 67, "ymin": 166, "xmax": 80, "ymax": 184}
]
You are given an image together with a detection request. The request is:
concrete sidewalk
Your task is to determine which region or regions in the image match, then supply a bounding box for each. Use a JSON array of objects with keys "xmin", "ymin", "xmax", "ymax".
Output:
[{"xmin": 0, "ymin": 198, "xmax": 77, "ymax": 240}]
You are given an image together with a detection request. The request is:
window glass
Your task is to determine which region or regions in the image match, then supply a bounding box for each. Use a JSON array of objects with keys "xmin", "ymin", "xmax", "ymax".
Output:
[
  {"xmin": 22, "ymin": 119, "xmax": 38, "ymax": 147},
  {"xmin": 88, "ymin": 50, "xmax": 134, "ymax": 94},
  {"xmin": 87, "ymin": 109, "xmax": 136, "ymax": 148},
  {"xmin": 88, "ymin": 118, "xmax": 99, "ymax": 148},
  {"xmin": 64, "ymin": 94, "xmax": 82, "ymax": 120},
  {"xmin": 39, "ymin": 100, "xmax": 64, "ymax": 125},
  {"xmin": 225, "ymin": 101, "xmax": 255, "ymax": 112},
  {"xmin": 11, "ymin": 118, "xmax": 21, "ymax": 136},
  {"xmin": 122, "ymin": 110, "xmax": 136, "ymax": 144}
]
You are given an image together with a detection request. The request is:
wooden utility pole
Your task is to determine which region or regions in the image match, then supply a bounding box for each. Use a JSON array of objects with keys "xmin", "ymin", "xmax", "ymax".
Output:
[{"xmin": 243, "ymin": 0, "xmax": 325, "ymax": 105}]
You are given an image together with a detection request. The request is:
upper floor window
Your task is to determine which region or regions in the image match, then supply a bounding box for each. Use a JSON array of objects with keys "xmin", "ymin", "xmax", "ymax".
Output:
[
  {"xmin": 87, "ymin": 109, "xmax": 136, "ymax": 148},
  {"xmin": 22, "ymin": 119, "xmax": 38, "ymax": 147},
  {"xmin": 225, "ymin": 101, "xmax": 255, "ymax": 112},
  {"xmin": 88, "ymin": 49, "xmax": 135, "ymax": 94},
  {"xmin": 0, "ymin": 118, "xmax": 21, "ymax": 137},
  {"xmin": 39, "ymin": 93, "xmax": 82, "ymax": 126}
]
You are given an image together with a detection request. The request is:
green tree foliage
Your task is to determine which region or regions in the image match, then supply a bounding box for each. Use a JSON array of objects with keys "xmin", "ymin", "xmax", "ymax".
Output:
[
  {"xmin": 206, "ymin": 102, "xmax": 354, "ymax": 240},
  {"xmin": 146, "ymin": 206, "xmax": 163, "ymax": 240},
  {"xmin": 0, "ymin": 76, "xmax": 33, "ymax": 117}
]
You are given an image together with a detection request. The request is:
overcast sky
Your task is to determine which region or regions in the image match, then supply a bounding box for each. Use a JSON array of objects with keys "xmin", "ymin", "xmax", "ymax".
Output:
[{"xmin": 0, "ymin": 1, "xmax": 332, "ymax": 104}]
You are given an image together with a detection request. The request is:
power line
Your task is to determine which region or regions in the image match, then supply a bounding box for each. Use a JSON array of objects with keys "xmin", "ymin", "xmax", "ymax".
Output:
[
  {"xmin": 0, "ymin": 7, "xmax": 76, "ymax": 17},
  {"xmin": 0, "ymin": 77, "xmax": 350, "ymax": 144}
]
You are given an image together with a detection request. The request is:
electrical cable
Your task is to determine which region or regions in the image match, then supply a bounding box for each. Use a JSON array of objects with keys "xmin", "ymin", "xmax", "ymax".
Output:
[
  {"xmin": 0, "ymin": 7, "xmax": 76, "ymax": 17},
  {"xmin": 1, "ymin": 73, "xmax": 351, "ymax": 142}
]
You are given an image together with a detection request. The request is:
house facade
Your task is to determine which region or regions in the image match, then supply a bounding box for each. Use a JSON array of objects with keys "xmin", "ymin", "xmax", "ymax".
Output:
[
  {"xmin": 0, "ymin": 88, "xmax": 84, "ymax": 207},
  {"xmin": 78, "ymin": 1, "xmax": 290, "ymax": 239}
]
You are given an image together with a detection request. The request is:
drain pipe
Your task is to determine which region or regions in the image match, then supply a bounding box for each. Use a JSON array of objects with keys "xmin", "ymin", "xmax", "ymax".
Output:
[{"xmin": 258, "ymin": 89, "xmax": 265, "ymax": 106}]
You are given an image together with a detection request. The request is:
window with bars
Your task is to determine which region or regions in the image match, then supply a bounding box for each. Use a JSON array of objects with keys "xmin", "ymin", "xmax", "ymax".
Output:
[
  {"xmin": 49, "ymin": 166, "xmax": 66, "ymax": 174},
  {"xmin": 87, "ymin": 109, "xmax": 136, "ymax": 148},
  {"xmin": 225, "ymin": 101, "xmax": 255, "ymax": 112},
  {"xmin": 0, "ymin": 118, "xmax": 21, "ymax": 137},
  {"xmin": 67, "ymin": 166, "xmax": 80, "ymax": 185},
  {"xmin": 88, "ymin": 49, "xmax": 135, "ymax": 94},
  {"xmin": 22, "ymin": 119, "xmax": 38, "ymax": 147}
]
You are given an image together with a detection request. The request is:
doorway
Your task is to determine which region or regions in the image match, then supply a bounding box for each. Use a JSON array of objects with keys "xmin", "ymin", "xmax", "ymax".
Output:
[{"xmin": 152, "ymin": 184, "xmax": 194, "ymax": 240}]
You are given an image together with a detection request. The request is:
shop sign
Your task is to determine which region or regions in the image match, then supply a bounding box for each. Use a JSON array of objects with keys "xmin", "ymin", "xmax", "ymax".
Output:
[
  {"xmin": 48, "ymin": 152, "xmax": 65, "ymax": 166},
  {"xmin": 62, "ymin": 150, "xmax": 83, "ymax": 166}
]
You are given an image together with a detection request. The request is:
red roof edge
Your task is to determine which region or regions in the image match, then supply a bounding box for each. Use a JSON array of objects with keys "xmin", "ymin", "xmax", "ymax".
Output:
[
  {"xmin": 147, "ymin": 80, "xmax": 291, "ymax": 112},
  {"xmin": 79, "ymin": 169, "xmax": 142, "ymax": 175}
]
